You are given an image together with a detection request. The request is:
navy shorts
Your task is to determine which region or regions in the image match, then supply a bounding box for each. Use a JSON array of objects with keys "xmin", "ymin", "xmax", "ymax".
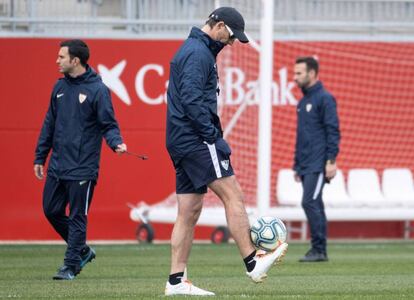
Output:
[{"xmin": 175, "ymin": 138, "xmax": 234, "ymax": 194}]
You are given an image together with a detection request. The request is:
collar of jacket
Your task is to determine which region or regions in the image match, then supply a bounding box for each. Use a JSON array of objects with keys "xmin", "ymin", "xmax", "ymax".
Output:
[
  {"xmin": 64, "ymin": 65, "xmax": 99, "ymax": 85},
  {"xmin": 301, "ymin": 80, "xmax": 323, "ymax": 96},
  {"xmin": 189, "ymin": 26, "xmax": 225, "ymax": 57}
]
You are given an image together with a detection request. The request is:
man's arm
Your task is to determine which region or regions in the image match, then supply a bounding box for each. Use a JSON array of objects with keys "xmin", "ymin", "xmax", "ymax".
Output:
[
  {"xmin": 293, "ymin": 149, "xmax": 301, "ymax": 182},
  {"xmin": 96, "ymin": 87, "xmax": 126, "ymax": 153},
  {"xmin": 33, "ymin": 93, "xmax": 56, "ymax": 179},
  {"xmin": 293, "ymin": 110, "xmax": 301, "ymax": 182},
  {"xmin": 322, "ymin": 94, "xmax": 340, "ymax": 180},
  {"xmin": 293, "ymin": 136, "xmax": 300, "ymax": 174},
  {"xmin": 180, "ymin": 52, "xmax": 220, "ymax": 144}
]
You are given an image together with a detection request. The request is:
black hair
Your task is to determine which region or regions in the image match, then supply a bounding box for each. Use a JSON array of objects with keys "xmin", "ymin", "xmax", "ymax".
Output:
[
  {"xmin": 295, "ymin": 56, "xmax": 319, "ymax": 75},
  {"xmin": 205, "ymin": 17, "xmax": 219, "ymax": 28},
  {"xmin": 60, "ymin": 39, "xmax": 90, "ymax": 67}
]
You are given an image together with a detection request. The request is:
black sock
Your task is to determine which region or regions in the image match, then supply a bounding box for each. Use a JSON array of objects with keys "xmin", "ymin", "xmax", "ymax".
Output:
[
  {"xmin": 169, "ymin": 272, "xmax": 185, "ymax": 285},
  {"xmin": 244, "ymin": 250, "xmax": 257, "ymax": 272}
]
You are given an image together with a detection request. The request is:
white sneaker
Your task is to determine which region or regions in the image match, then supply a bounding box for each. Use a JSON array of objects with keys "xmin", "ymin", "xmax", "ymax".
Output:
[
  {"xmin": 165, "ymin": 280, "xmax": 215, "ymax": 296},
  {"xmin": 246, "ymin": 242, "xmax": 289, "ymax": 283}
]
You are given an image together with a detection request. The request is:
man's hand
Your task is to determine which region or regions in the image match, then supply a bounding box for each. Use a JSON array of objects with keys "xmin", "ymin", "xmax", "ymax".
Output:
[
  {"xmin": 34, "ymin": 164, "xmax": 44, "ymax": 180},
  {"xmin": 325, "ymin": 161, "xmax": 337, "ymax": 181},
  {"xmin": 115, "ymin": 143, "xmax": 127, "ymax": 154},
  {"xmin": 294, "ymin": 172, "xmax": 301, "ymax": 183}
]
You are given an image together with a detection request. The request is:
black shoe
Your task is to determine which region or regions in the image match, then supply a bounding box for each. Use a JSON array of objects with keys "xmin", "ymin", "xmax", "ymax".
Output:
[
  {"xmin": 299, "ymin": 249, "xmax": 328, "ymax": 262},
  {"xmin": 80, "ymin": 246, "xmax": 96, "ymax": 269},
  {"xmin": 53, "ymin": 265, "xmax": 76, "ymax": 280}
]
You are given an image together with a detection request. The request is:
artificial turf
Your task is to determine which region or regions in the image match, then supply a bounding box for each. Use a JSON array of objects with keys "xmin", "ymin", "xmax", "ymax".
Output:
[{"xmin": 0, "ymin": 241, "xmax": 413, "ymax": 299}]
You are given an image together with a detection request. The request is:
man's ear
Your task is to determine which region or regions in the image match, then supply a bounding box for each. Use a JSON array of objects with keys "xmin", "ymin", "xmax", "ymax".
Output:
[
  {"xmin": 216, "ymin": 21, "xmax": 225, "ymax": 30},
  {"xmin": 73, "ymin": 57, "xmax": 80, "ymax": 66},
  {"xmin": 309, "ymin": 69, "xmax": 317, "ymax": 79}
]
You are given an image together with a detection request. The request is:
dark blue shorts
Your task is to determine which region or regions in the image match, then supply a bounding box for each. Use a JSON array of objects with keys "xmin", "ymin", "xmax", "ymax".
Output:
[{"xmin": 175, "ymin": 138, "xmax": 234, "ymax": 194}]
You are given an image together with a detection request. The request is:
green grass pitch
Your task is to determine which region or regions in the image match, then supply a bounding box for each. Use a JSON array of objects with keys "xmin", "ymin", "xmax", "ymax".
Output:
[{"xmin": 1, "ymin": 241, "xmax": 413, "ymax": 299}]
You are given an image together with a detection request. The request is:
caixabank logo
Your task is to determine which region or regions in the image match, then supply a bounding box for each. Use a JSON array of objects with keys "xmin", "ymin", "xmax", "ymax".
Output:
[{"xmin": 97, "ymin": 60, "xmax": 298, "ymax": 107}]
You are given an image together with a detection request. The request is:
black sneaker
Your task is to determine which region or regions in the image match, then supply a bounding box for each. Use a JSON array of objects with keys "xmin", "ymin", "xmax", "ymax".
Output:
[
  {"xmin": 53, "ymin": 265, "xmax": 76, "ymax": 280},
  {"xmin": 80, "ymin": 246, "xmax": 96, "ymax": 269},
  {"xmin": 299, "ymin": 249, "xmax": 328, "ymax": 262}
]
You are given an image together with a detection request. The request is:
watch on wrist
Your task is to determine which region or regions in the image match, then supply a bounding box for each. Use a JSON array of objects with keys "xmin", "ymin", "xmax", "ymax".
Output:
[{"xmin": 327, "ymin": 159, "xmax": 336, "ymax": 164}]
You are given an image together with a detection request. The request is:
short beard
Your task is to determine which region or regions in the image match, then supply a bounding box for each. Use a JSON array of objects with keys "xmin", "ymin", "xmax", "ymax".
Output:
[
  {"xmin": 60, "ymin": 66, "xmax": 74, "ymax": 75},
  {"xmin": 298, "ymin": 77, "xmax": 311, "ymax": 89}
]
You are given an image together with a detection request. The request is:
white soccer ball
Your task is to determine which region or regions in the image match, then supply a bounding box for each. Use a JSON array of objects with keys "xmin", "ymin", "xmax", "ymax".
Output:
[{"xmin": 250, "ymin": 216, "xmax": 287, "ymax": 252}]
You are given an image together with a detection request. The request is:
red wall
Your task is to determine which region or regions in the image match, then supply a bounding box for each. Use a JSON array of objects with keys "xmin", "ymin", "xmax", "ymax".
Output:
[
  {"xmin": 0, "ymin": 38, "xmax": 413, "ymax": 240},
  {"xmin": 0, "ymin": 39, "xmax": 178, "ymax": 240}
]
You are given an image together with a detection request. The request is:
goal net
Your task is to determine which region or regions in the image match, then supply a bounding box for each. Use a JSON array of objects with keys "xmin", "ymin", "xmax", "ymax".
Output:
[
  {"xmin": 209, "ymin": 2, "xmax": 414, "ymax": 208},
  {"xmin": 128, "ymin": 1, "xmax": 263, "ymax": 226},
  {"xmin": 270, "ymin": 41, "xmax": 414, "ymax": 205},
  {"xmin": 131, "ymin": 1, "xmax": 414, "ymax": 225}
]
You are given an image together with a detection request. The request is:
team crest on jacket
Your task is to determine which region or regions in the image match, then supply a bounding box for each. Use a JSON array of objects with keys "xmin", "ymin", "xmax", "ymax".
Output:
[
  {"xmin": 221, "ymin": 160, "xmax": 229, "ymax": 171},
  {"xmin": 306, "ymin": 103, "xmax": 312, "ymax": 112},
  {"xmin": 79, "ymin": 93, "xmax": 87, "ymax": 103}
]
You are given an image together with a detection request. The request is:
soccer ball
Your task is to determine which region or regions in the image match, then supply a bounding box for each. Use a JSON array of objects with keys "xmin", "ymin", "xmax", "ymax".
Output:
[{"xmin": 250, "ymin": 216, "xmax": 287, "ymax": 252}]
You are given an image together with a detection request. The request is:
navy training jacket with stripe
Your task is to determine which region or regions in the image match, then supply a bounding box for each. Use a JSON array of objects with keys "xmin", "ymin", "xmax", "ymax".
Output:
[
  {"xmin": 293, "ymin": 81, "xmax": 340, "ymax": 176},
  {"xmin": 34, "ymin": 66, "xmax": 123, "ymax": 180},
  {"xmin": 166, "ymin": 27, "xmax": 225, "ymax": 165}
]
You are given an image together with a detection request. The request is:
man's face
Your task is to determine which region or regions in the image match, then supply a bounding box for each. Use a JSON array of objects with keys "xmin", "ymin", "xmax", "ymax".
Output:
[
  {"xmin": 216, "ymin": 22, "xmax": 236, "ymax": 45},
  {"xmin": 56, "ymin": 46, "xmax": 75, "ymax": 74},
  {"xmin": 293, "ymin": 63, "xmax": 312, "ymax": 88}
]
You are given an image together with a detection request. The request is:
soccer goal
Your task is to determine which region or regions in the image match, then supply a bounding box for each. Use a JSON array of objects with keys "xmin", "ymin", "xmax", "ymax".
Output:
[
  {"xmin": 129, "ymin": 0, "xmax": 275, "ymax": 243},
  {"xmin": 129, "ymin": 0, "xmax": 414, "ymax": 242}
]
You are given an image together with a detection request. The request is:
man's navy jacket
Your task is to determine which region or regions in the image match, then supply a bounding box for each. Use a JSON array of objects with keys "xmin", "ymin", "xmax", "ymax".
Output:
[
  {"xmin": 166, "ymin": 27, "xmax": 225, "ymax": 165},
  {"xmin": 34, "ymin": 66, "xmax": 123, "ymax": 180},
  {"xmin": 294, "ymin": 81, "xmax": 340, "ymax": 176}
]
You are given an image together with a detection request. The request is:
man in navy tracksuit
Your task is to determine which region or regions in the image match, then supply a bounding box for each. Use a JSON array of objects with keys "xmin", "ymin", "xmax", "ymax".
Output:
[
  {"xmin": 34, "ymin": 40, "xmax": 127, "ymax": 279},
  {"xmin": 164, "ymin": 7, "xmax": 288, "ymax": 296},
  {"xmin": 293, "ymin": 57, "xmax": 340, "ymax": 262}
]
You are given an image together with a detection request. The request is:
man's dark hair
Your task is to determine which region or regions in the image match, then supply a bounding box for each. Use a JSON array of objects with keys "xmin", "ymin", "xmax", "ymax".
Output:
[
  {"xmin": 60, "ymin": 39, "xmax": 90, "ymax": 67},
  {"xmin": 295, "ymin": 56, "xmax": 319, "ymax": 75},
  {"xmin": 205, "ymin": 17, "xmax": 219, "ymax": 28}
]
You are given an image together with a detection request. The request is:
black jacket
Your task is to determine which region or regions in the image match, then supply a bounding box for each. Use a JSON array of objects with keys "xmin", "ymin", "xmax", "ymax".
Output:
[
  {"xmin": 34, "ymin": 66, "xmax": 123, "ymax": 180},
  {"xmin": 294, "ymin": 81, "xmax": 340, "ymax": 175},
  {"xmin": 166, "ymin": 27, "xmax": 225, "ymax": 164}
]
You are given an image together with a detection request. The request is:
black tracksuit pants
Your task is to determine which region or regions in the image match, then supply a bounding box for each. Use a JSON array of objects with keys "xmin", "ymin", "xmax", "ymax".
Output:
[
  {"xmin": 43, "ymin": 176, "xmax": 95, "ymax": 270},
  {"xmin": 301, "ymin": 172, "xmax": 327, "ymax": 254}
]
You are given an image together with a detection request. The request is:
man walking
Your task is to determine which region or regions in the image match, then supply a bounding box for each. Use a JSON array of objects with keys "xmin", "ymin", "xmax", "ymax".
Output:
[
  {"xmin": 34, "ymin": 39, "xmax": 127, "ymax": 279},
  {"xmin": 293, "ymin": 56, "xmax": 340, "ymax": 262},
  {"xmin": 165, "ymin": 7, "xmax": 288, "ymax": 296}
]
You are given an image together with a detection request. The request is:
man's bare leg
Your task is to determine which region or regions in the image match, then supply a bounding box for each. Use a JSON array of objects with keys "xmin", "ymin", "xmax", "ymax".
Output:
[
  {"xmin": 166, "ymin": 193, "xmax": 215, "ymax": 296},
  {"xmin": 208, "ymin": 176, "xmax": 255, "ymax": 257},
  {"xmin": 170, "ymin": 193, "xmax": 203, "ymax": 274}
]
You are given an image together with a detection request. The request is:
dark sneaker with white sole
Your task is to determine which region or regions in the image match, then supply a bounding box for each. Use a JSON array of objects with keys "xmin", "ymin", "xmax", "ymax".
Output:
[{"xmin": 53, "ymin": 265, "xmax": 76, "ymax": 280}]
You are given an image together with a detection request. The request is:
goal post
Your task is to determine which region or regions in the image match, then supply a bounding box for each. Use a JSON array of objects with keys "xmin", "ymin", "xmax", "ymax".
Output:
[{"xmin": 257, "ymin": 0, "xmax": 274, "ymax": 215}]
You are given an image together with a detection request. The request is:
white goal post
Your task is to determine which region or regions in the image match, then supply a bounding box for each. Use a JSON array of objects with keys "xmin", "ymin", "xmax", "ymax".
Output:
[{"xmin": 257, "ymin": 0, "xmax": 274, "ymax": 215}]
